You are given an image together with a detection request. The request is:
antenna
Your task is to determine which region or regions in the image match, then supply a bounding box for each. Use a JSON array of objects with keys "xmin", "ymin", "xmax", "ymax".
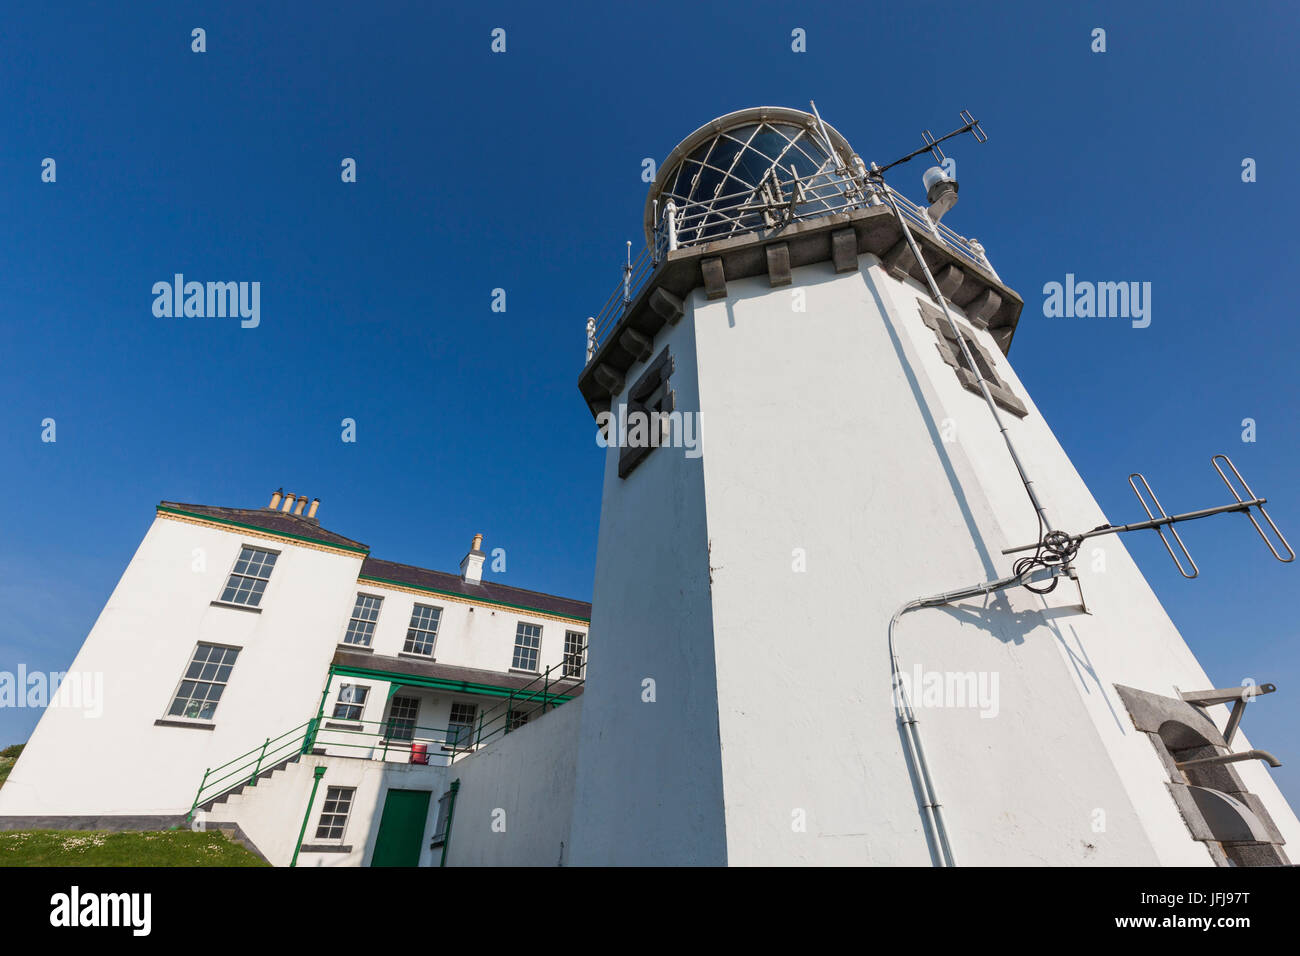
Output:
[
  {"xmin": 1000, "ymin": 454, "xmax": 1295, "ymax": 577},
  {"xmin": 873, "ymin": 110, "xmax": 986, "ymax": 177},
  {"xmin": 623, "ymin": 240, "xmax": 632, "ymax": 307},
  {"xmin": 864, "ymin": 109, "xmax": 1058, "ymax": 548},
  {"xmin": 859, "ymin": 112, "xmax": 1293, "ymax": 591}
]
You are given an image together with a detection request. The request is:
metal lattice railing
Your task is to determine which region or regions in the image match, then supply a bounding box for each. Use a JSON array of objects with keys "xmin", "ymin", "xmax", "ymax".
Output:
[{"xmin": 584, "ymin": 175, "xmax": 998, "ymax": 364}]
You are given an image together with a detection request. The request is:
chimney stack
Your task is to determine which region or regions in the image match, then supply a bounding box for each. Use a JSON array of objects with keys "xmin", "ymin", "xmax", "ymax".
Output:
[
  {"xmin": 294, "ymin": 495, "xmax": 307, "ymax": 516},
  {"xmin": 281, "ymin": 492, "xmax": 296, "ymax": 513},
  {"xmin": 460, "ymin": 533, "xmax": 486, "ymax": 584},
  {"xmin": 268, "ymin": 489, "xmax": 283, "ymax": 510},
  {"xmin": 307, "ymin": 498, "xmax": 320, "ymax": 519}
]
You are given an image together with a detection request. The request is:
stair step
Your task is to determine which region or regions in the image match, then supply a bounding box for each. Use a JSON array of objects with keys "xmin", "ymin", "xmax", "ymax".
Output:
[{"xmin": 198, "ymin": 752, "xmax": 306, "ymax": 812}]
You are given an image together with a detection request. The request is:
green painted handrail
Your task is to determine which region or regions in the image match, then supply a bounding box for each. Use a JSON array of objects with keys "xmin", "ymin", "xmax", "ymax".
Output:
[
  {"xmin": 290, "ymin": 766, "xmax": 327, "ymax": 868},
  {"xmin": 188, "ymin": 720, "xmax": 312, "ymax": 822},
  {"xmin": 187, "ymin": 657, "xmax": 586, "ymax": 825}
]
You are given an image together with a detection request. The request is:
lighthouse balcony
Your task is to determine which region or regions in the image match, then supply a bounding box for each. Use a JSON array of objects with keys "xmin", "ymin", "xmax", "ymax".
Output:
[
  {"xmin": 580, "ymin": 193, "xmax": 1024, "ymax": 420},
  {"xmin": 581, "ymin": 106, "xmax": 1020, "ymax": 401}
]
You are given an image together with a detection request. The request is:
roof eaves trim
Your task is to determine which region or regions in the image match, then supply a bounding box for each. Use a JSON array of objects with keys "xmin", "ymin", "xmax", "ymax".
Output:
[{"xmin": 156, "ymin": 506, "xmax": 370, "ymax": 556}]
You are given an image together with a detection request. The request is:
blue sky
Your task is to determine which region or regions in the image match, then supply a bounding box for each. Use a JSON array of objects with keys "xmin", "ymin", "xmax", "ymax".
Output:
[{"xmin": 2, "ymin": 2, "xmax": 1298, "ymax": 803}]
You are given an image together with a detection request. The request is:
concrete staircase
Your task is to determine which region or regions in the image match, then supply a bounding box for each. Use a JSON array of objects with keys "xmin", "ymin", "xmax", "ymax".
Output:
[{"xmin": 197, "ymin": 752, "xmax": 304, "ymax": 814}]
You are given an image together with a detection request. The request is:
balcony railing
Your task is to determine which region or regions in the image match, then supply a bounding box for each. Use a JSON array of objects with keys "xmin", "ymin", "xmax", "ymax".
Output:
[
  {"xmin": 314, "ymin": 656, "xmax": 585, "ymax": 765},
  {"xmin": 188, "ymin": 655, "xmax": 589, "ymax": 820},
  {"xmin": 584, "ymin": 175, "xmax": 999, "ymax": 364},
  {"xmin": 462, "ymin": 654, "xmax": 585, "ymax": 757}
]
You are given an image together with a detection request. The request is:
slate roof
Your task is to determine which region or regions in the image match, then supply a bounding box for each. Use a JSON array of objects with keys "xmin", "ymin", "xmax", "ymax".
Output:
[
  {"xmin": 361, "ymin": 556, "xmax": 591, "ymax": 622},
  {"xmin": 157, "ymin": 500, "xmax": 591, "ymax": 622},
  {"xmin": 158, "ymin": 501, "xmax": 369, "ymax": 551}
]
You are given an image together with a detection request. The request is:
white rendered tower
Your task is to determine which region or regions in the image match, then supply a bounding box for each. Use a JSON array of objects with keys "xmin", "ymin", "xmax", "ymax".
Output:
[{"xmin": 566, "ymin": 107, "xmax": 1298, "ymax": 866}]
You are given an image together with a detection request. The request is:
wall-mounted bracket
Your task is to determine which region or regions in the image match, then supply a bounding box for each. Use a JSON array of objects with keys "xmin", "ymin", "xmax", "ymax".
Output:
[
  {"xmin": 1175, "ymin": 749, "xmax": 1281, "ymax": 770},
  {"xmin": 1182, "ymin": 682, "xmax": 1277, "ymax": 747},
  {"xmin": 1066, "ymin": 566, "xmax": 1090, "ymax": 614}
]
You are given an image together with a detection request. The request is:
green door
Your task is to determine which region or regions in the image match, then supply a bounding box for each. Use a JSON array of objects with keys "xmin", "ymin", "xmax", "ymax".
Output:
[{"xmin": 370, "ymin": 789, "xmax": 432, "ymax": 867}]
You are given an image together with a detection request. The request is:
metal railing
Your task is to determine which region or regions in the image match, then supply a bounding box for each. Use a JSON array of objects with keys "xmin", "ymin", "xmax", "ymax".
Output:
[
  {"xmin": 188, "ymin": 657, "xmax": 587, "ymax": 819},
  {"xmin": 188, "ymin": 720, "xmax": 313, "ymax": 821},
  {"xmin": 588, "ymin": 243, "xmax": 657, "ymax": 363},
  {"xmin": 464, "ymin": 657, "xmax": 585, "ymax": 756},
  {"xmin": 309, "ymin": 718, "xmax": 473, "ymax": 764},
  {"xmin": 584, "ymin": 174, "xmax": 998, "ymax": 363}
]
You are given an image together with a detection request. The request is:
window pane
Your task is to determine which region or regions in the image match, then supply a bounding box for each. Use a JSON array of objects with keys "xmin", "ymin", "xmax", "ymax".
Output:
[
  {"xmin": 219, "ymin": 547, "xmax": 277, "ymax": 606},
  {"xmin": 168, "ymin": 644, "xmax": 239, "ymax": 722}
]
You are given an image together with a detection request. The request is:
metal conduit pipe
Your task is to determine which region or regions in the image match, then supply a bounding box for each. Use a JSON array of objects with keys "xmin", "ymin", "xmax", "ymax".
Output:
[
  {"xmin": 888, "ymin": 566, "xmax": 1062, "ymax": 866},
  {"xmin": 890, "ymin": 599, "xmax": 954, "ymax": 867},
  {"xmin": 866, "ymin": 173, "xmax": 1070, "ymax": 865},
  {"xmin": 875, "ymin": 177, "xmax": 1054, "ymax": 535}
]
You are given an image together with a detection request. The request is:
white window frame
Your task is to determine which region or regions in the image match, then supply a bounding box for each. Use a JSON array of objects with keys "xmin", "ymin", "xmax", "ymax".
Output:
[
  {"xmin": 342, "ymin": 593, "xmax": 383, "ymax": 647},
  {"xmin": 447, "ymin": 701, "xmax": 477, "ymax": 750},
  {"xmin": 331, "ymin": 684, "xmax": 369, "ymax": 722},
  {"xmin": 403, "ymin": 604, "xmax": 442, "ymax": 656},
  {"xmin": 217, "ymin": 545, "xmax": 279, "ymax": 608},
  {"xmin": 165, "ymin": 642, "xmax": 241, "ymax": 723},
  {"xmin": 512, "ymin": 621, "xmax": 543, "ymax": 672},
  {"xmin": 385, "ymin": 695, "xmax": 421, "ymax": 742},
  {"xmin": 563, "ymin": 630, "xmax": 587, "ymax": 678},
  {"xmin": 314, "ymin": 786, "xmax": 356, "ymax": 843}
]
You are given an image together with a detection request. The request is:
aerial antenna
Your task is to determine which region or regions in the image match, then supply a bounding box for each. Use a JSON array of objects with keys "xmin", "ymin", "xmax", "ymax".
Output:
[
  {"xmin": 873, "ymin": 110, "xmax": 986, "ymax": 177},
  {"xmin": 863, "ymin": 111, "xmax": 1058, "ymax": 552},
  {"xmin": 862, "ymin": 114, "xmax": 1293, "ymax": 593},
  {"xmin": 1000, "ymin": 454, "xmax": 1295, "ymax": 577}
]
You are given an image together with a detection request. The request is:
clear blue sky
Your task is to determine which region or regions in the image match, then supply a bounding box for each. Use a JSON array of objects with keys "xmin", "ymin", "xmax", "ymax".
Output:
[{"xmin": 2, "ymin": 2, "xmax": 1298, "ymax": 804}]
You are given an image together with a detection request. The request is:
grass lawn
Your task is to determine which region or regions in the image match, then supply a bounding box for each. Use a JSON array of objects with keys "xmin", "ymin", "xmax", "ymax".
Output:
[{"xmin": 0, "ymin": 829, "xmax": 270, "ymax": 867}]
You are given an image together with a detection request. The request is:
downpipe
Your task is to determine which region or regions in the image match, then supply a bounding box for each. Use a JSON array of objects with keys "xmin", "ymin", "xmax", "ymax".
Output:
[
  {"xmin": 889, "ymin": 566, "xmax": 1063, "ymax": 866},
  {"xmin": 868, "ymin": 172, "xmax": 1069, "ymax": 864}
]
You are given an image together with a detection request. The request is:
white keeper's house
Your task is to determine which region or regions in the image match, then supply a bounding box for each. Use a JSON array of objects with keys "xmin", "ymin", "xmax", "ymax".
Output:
[
  {"xmin": 0, "ymin": 490, "xmax": 590, "ymax": 867},
  {"xmin": 4, "ymin": 104, "xmax": 1299, "ymax": 867}
]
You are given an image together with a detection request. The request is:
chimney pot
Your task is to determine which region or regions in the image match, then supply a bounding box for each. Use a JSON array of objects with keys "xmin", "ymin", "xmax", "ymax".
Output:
[
  {"xmin": 294, "ymin": 495, "xmax": 307, "ymax": 516},
  {"xmin": 281, "ymin": 493, "xmax": 296, "ymax": 513},
  {"xmin": 307, "ymin": 498, "xmax": 320, "ymax": 519},
  {"xmin": 460, "ymin": 533, "xmax": 486, "ymax": 584},
  {"xmin": 268, "ymin": 489, "xmax": 283, "ymax": 510}
]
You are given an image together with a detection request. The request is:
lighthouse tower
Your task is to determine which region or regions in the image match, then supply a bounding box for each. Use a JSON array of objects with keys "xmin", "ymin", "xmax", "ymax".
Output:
[{"xmin": 566, "ymin": 107, "xmax": 1299, "ymax": 866}]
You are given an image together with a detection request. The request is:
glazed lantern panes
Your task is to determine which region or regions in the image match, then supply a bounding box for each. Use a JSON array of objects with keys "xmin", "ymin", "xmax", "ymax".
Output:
[{"xmin": 655, "ymin": 121, "xmax": 846, "ymax": 246}]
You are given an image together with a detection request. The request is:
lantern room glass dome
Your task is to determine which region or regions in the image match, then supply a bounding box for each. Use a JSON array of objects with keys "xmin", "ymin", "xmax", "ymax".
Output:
[{"xmin": 644, "ymin": 107, "xmax": 859, "ymax": 248}]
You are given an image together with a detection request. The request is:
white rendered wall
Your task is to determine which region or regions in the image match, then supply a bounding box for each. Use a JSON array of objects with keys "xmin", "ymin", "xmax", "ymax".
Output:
[
  {"xmin": 0, "ymin": 516, "xmax": 362, "ymax": 815},
  {"xmin": 683, "ymin": 259, "xmax": 1155, "ymax": 865},
  {"xmin": 871, "ymin": 262, "xmax": 1300, "ymax": 860},
  {"xmin": 341, "ymin": 577, "xmax": 586, "ymax": 676},
  {"xmin": 443, "ymin": 697, "xmax": 582, "ymax": 866},
  {"xmin": 1, "ymin": 513, "xmax": 589, "ymax": 819},
  {"xmin": 567, "ymin": 311, "xmax": 729, "ymax": 866},
  {"xmin": 205, "ymin": 753, "xmax": 447, "ymax": 867},
  {"xmin": 571, "ymin": 248, "xmax": 1297, "ymax": 866}
]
